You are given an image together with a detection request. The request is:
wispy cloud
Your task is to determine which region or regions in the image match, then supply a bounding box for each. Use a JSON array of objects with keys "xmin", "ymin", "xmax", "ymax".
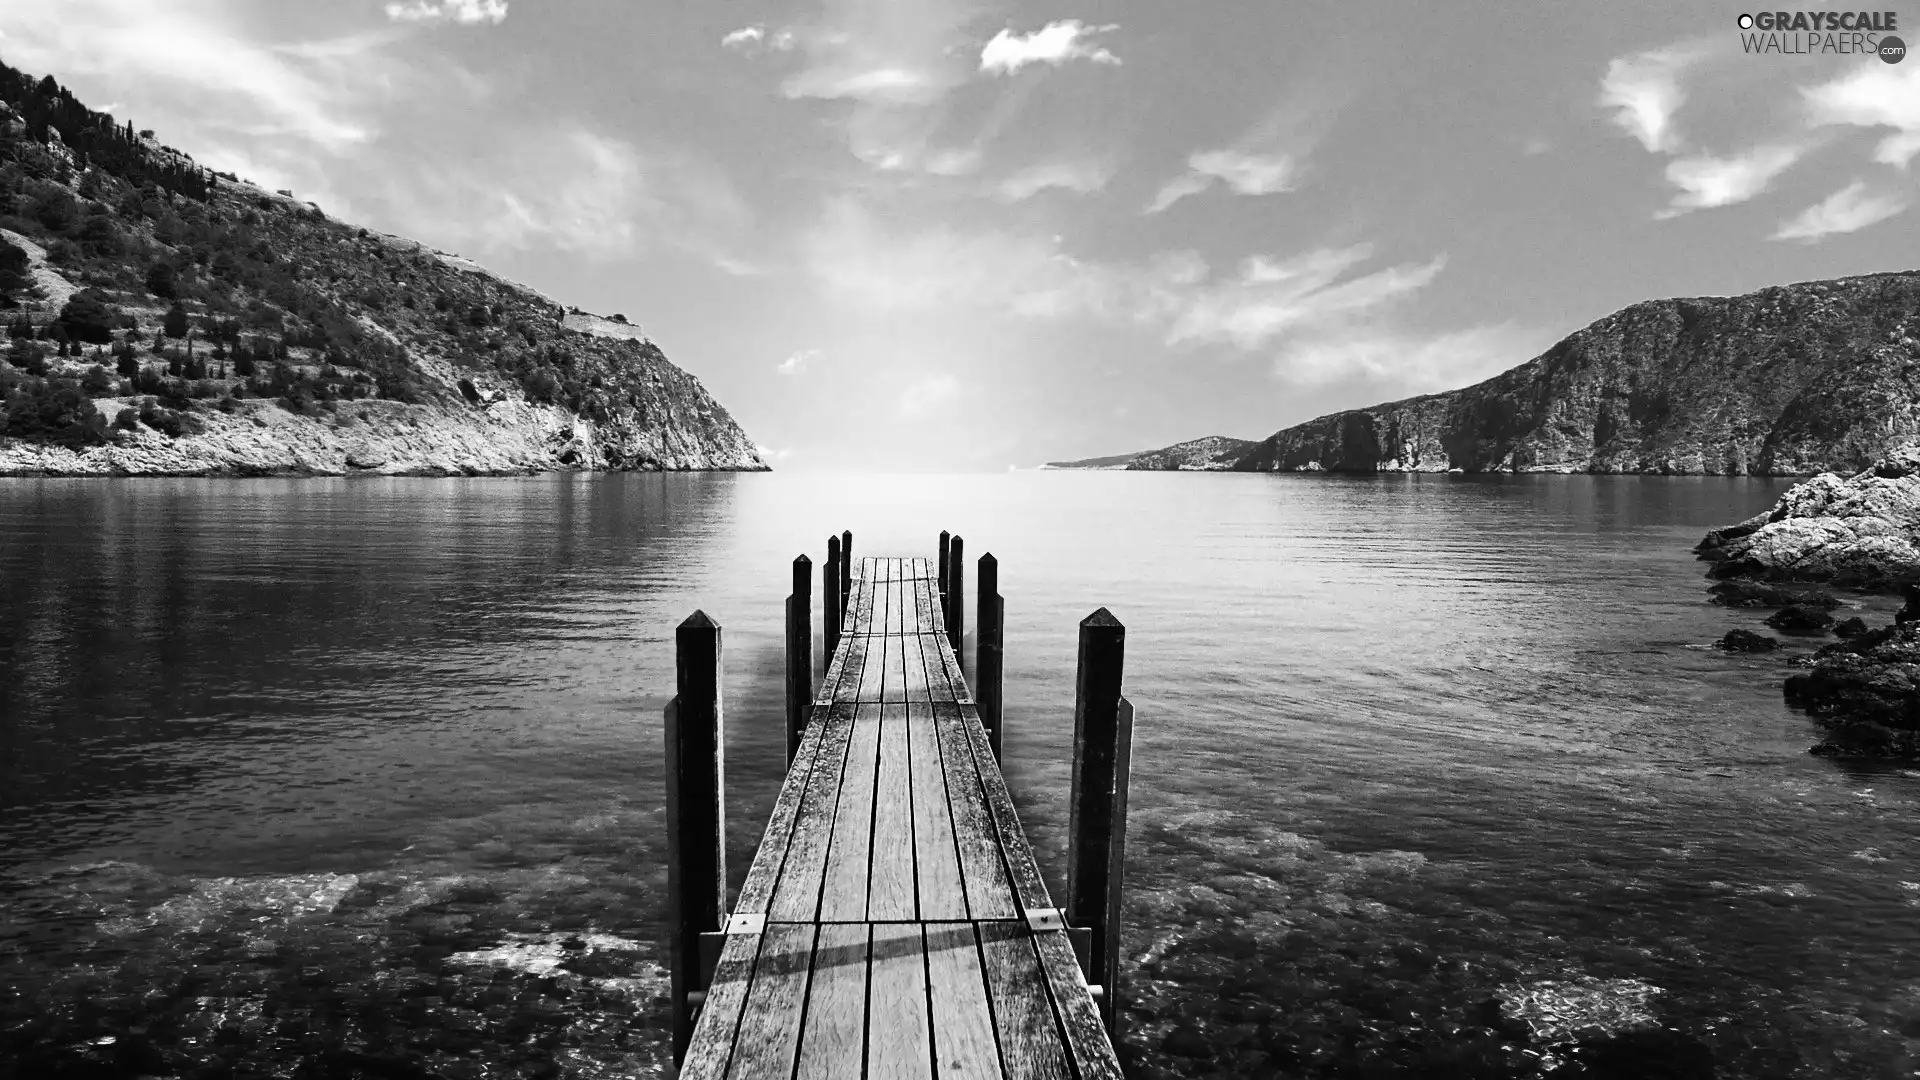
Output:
[
  {"xmin": 993, "ymin": 160, "xmax": 1112, "ymax": 201},
  {"xmin": 1271, "ymin": 324, "xmax": 1541, "ymax": 391},
  {"xmin": 1598, "ymin": 44, "xmax": 1707, "ymax": 154},
  {"xmin": 721, "ymin": 25, "xmax": 763, "ymax": 49},
  {"xmin": 802, "ymin": 201, "xmax": 1448, "ymax": 359},
  {"xmin": 979, "ymin": 21, "xmax": 1120, "ymax": 75},
  {"xmin": 776, "ymin": 349, "xmax": 818, "ymax": 375},
  {"xmin": 899, "ymin": 373, "xmax": 960, "ymax": 417},
  {"xmin": 1148, "ymin": 148, "xmax": 1299, "ymax": 213},
  {"xmin": 1802, "ymin": 63, "xmax": 1920, "ymax": 167},
  {"xmin": 1657, "ymin": 143, "xmax": 1805, "ymax": 216},
  {"xmin": 383, "ymin": 0, "xmax": 508, "ymax": 26},
  {"xmin": 1772, "ymin": 180, "xmax": 1908, "ymax": 241}
]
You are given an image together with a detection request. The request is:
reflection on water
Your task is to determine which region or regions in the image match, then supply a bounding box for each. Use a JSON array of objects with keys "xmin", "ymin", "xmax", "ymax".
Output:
[{"xmin": 4, "ymin": 472, "xmax": 1919, "ymax": 1078}]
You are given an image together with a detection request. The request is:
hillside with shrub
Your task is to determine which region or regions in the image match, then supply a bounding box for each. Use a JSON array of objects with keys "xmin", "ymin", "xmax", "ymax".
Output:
[{"xmin": 0, "ymin": 61, "xmax": 765, "ymax": 474}]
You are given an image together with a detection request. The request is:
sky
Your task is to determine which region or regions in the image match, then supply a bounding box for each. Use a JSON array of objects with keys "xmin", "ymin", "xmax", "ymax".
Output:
[{"xmin": 0, "ymin": 0, "xmax": 1915, "ymax": 469}]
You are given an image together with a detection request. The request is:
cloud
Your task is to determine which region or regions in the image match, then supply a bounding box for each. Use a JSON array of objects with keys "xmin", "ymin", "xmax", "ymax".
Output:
[
  {"xmin": 979, "ymin": 20, "xmax": 1120, "ymax": 75},
  {"xmin": 1269, "ymin": 324, "xmax": 1542, "ymax": 391},
  {"xmin": 1802, "ymin": 63, "xmax": 1920, "ymax": 167},
  {"xmin": 1163, "ymin": 246, "xmax": 1446, "ymax": 350},
  {"xmin": 802, "ymin": 200, "xmax": 1447, "ymax": 355},
  {"xmin": 993, "ymin": 160, "xmax": 1112, "ymax": 201},
  {"xmin": 383, "ymin": 0, "xmax": 508, "ymax": 25},
  {"xmin": 721, "ymin": 25, "xmax": 764, "ymax": 49},
  {"xmin": 899, "ymin": 374, "xmax": 960, "ymax": 417},
  {"xmin": 1657, "ymin": 143, "xmax": 1805, "ymax": 216},
  {"xmin": 1598, "ymin": 44, "xmax": 1706, "ymax": 154},
  {"xmin": 1771, "ymin": 180, "xmax": 1908, "ymax": 242},
  {"xmin": 776, "ymin": 349, "xmax": 819, "ymax": 375},
  {"xmin": 1148, "ymin": 148, "xmax": 1298, "ymax": 213}
]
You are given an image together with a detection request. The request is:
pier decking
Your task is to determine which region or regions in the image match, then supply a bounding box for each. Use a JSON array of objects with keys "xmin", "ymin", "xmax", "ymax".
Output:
[{"xmin": 674, "ymin": 556, "xmax": 1125, "ymax": 1079}]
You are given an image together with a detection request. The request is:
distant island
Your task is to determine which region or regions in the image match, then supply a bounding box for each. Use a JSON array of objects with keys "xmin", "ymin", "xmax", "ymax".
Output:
[
  {"xmin": 1049, "ymin": 271, "xmax": 1920, "ymax": 477},
  {"xmin": 0, "ymin": 62, "xmax": 765, "ymax": 476}
]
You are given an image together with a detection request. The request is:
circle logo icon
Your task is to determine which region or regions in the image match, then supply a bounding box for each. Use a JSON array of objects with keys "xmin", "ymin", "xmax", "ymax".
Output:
[
  {"xmin": 1738, "ymin": 13, "xmax": 1754, "ymax": 29},
  {"xmin": 1882, "ymin": 35, "xmax": 1907, "ymax": 63}
]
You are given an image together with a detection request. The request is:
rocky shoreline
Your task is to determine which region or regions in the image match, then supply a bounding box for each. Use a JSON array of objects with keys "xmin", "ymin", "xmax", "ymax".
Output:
[{"xmin": 1697, "ymin": 448, "xmax": 1920, "ymax": 757}]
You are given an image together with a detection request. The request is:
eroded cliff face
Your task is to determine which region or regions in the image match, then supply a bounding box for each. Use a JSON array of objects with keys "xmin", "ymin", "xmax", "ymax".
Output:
[{"xmin": 1234, "ymin": 272, "xmax": 1920, "ymax": 475}]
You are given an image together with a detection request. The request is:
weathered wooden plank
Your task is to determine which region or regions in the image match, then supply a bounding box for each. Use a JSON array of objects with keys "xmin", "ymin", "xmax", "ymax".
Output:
[
  {"xmin": 928, "ymin": 702, "xmax": 1018, "ymax": 920},
  {"xmin": 869, "ymin": 700, "xmax": 917, "ymax": 920},
  {"xmin": 724, "ymin": 923, "xmax": 817, "ymax": 1080},
  {"xmin": 867, "ymin": 923, "xmax": 933, "ymax": 1080},
  {"xmin": 922, "ymin": 626, "xmax": 975, "ymax": 705},
  {"xmin": 884, "ymin": 558, "xmax": 903, "ymax": 637},
  {"xmin": 764, "ymin": 701, "xmax": 859, "ymax": 920},
  {"xmin": 923, "ymin": 923, "xmax": 1003, "ymax": 1080},
  {"xmin": 736, "ymin": 701, "xmax": 833, "ymax": 916},
  {"xmin": 820, "ymin": 629, "xmax": 869, "ymax": 706},
  {"xmin": 818, "ymin": 702, "xmax": 883, "ymax": 921},
  {"xmin": 1032, "ymin": 925, "xmax": 1125, "ymax": 1079},
  {"xmin": 952, "ymin": 697, "xmax": 1054, "ymax": 915},
  {"xmin": 795, "ymin": 922, "xmax": 867, "ymax": 1080},
  {"xmin": 851, "ymin": 591, "xmax": 889, "ymax": 702},
  {"xmin": 677, "ymin": 930, "xmax": 763, "ymax": 1079},
  {"xmin": 907, "ymin": 698, "xmax": 967, "ymax": 921},
  {"xmin": 978, "ymin": 921, "xmax": 1073, "ymax": 1080},
  {"xmin": 915, "ymin": 566, "xmax": 946, "ymax": 635}
]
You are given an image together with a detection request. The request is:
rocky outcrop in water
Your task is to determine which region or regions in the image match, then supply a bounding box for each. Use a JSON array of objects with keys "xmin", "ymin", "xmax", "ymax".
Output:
[
  {"xmin": 1787, "ymin": 622, "xmax": 1920, "ymax": 757},
  {"xmin": 1056, "ymin": 271, "xmax": 1920, "ymax": 475},
  {"xmin": 0, "ymin": 62, "xmax": 765, "ymax": 476},
  {"xmin": 1695, "ymin": 447, "xmax": 1920, "ymax": 588}
]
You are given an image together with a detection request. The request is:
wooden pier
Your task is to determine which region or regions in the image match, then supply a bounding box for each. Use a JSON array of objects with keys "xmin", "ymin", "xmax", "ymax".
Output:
[{"xmin": 662, "ymin": 537, "xmax": 1134, "ymax": 1079}]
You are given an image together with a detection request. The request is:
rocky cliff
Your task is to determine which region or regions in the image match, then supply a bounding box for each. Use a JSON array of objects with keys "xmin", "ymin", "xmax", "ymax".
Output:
[
  {"xmin": 0, "ymin": 62, "xmax": 765, "ymax": 476},
  {"xmin": 1062, "ymin": 272, "xmax": 1920, "ymax": 476}
]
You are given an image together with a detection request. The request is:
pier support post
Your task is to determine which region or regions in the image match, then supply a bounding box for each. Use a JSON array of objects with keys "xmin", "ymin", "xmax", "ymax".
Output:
[
  {"xmin": 978, "ymin": 553, "xmax": 1003, "ymax": 759},
  {"xmin": 666, "ymin": 611, "xmax": 727, "ymax": 1067},
  {"xmin": 841, "ymin": 530, "xmax": 853, "ymax": 615},
  {"xmin": 1066, "ymin": 608, "xmax": 1131, "ymax": 1039},
  {"xmin": 825, "ymin": 537, "xmax": 842, "ymax": 657},
  {"xmin": 938, "ymin": 530, "xmax": 951, "ymax": 623},
  {"xmin": 948, "ymin": 535, "xmax": 965, "ymax": 657},
  {"xmin": 786, "ymin": 556, "xmax": 812, "ymax": 764}
]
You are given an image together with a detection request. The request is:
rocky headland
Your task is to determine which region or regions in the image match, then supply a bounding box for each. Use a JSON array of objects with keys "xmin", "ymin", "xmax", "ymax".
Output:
[
  {"xmin": 0, "ymin": 62, "xmax": 764, "ymax": 476},
  {"xmin": 1698, "ymin": 447, "xmax": 1920, "ymax": 756},
  {"xmin": 1057, "ymin": 271, "xmax": 1920, "ymax": 475}
]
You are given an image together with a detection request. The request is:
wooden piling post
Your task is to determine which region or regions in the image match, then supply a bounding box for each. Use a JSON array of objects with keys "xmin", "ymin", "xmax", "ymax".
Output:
[
  {"xmin": 1065, "ymin": 608, "xmax": 1131, "ymax": 1038},
  {"xmin": 977, "ymin": 553, "xmax": 1003, "ymax": 759},
  {"xmin": 841, "ymin": 530, "xmax": 853, "ymax": 614},
  {"xmin": 948, "ymin": 535, "xmax": 965, "ymax": 656},
  {"xmin": 825, "ymin": 536, "xmax": 842, "ymax": 656},
  {"xmin": 938, "ymin": 530, "xmax": 951, "ymax": 621},
  {"xmin": 666, "ymin": 611, "xmax": 727, "ymax": 1067},
  {"xmin": 786, "ymin": 555, "xmax": 812, "ymax": 764}
]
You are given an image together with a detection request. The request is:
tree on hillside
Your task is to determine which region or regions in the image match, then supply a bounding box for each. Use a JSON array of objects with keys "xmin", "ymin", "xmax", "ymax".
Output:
[
  {"xmin": 0, "ymin": 240, "xmax": 32, "ymax": 304},
  {"xmin": 145, "ymin": 259, "xmax": 176, "ymax": 299},
  {"xmin": 58, "ymin": 291, "xmax": 117, "ymax": 345},
  {"xmin": 162, "ymin": 302, "xmax": 187, "ymax": 339}
]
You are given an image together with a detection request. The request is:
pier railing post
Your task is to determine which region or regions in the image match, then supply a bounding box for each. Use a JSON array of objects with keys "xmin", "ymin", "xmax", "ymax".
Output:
[
  {"xmin": 978, "ymin": 553, "xmax": 1003, "ymax": 759},
  {"xmin": 825, "ymin": 536, "xmax": 842, "ymax": 657},
  {"xmin": 938, "ymin": 530, "xmax": 951, "ymax": 622},
  {"xmin": 786, "ymin": 555, "xmax": 812, "ymax": 764},
  {"xmin": 841, "ymin": 530, "xmax": 853, "ymax": 615},
  {"xmin": 666, "ymin": 611, "xmax": 726, "ymax": 1067},
  {"xmin": 948, "ymin": 535, "xmax": 965, "ymax": 658},
  {"xmin": 1066, "ymin": 608, "xmax": 1130, "ymax": 1038}
]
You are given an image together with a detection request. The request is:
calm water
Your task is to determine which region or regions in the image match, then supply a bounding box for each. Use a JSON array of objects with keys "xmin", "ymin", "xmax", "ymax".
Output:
[{"xmin": 3, "ymin": 472, "xmax": 1917, "ymax": 1079}]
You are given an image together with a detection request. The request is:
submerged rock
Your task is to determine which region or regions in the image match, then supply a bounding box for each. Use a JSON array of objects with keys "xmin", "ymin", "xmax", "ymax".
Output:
[
  {"xmin": 1707, "ymin": 580, "xmax": 1839, "ymax": 609},
  {"xmin": 1716, "ymin": 629, "xmax": 1781, "ymax": 652},
  {"xmin": 1766, "ymin": 605, "xmax": 1835, "ymax": 633},
  {"xmin": 1835, "ymin": 616, "xmax": 1870, "ymax": 638}
]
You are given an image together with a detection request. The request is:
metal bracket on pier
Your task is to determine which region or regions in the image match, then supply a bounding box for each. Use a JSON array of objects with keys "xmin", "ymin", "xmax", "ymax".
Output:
[
  {"xmin": 1024, "ymin": 907, "xmax": 1067, "ymax": 932},
  {"xmin": 723, "ymin": 912, "xmax": 766, "ymax": 935}
]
